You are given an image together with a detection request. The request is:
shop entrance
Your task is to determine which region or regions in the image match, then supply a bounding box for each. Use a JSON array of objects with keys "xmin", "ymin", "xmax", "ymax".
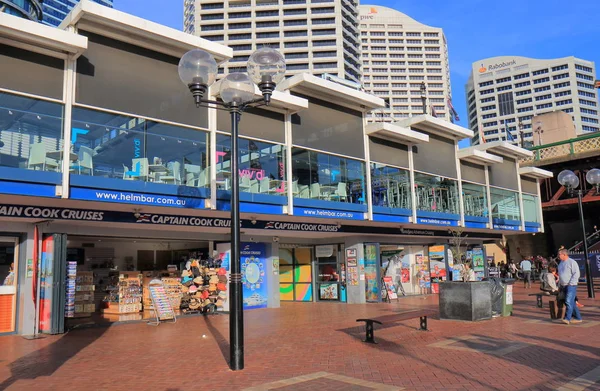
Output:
[
  {"xmin": 315, "ymin": 245, "xmax": 346, "ymax": 302},
  {"xmin": 0, "ymin": 237, "xmax": 19, "ymax": 334}
]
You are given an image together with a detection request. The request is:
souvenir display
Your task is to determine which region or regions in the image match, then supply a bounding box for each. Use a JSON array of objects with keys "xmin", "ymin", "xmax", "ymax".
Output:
[
  {"xmin": 66, "ymin": 262, "xmax": 95, "ymax": 317},
  {"xmin": 102, "ymin": 273, "xmax": 143, "ymax": 314},
  {"xmin": 180, "ymin": 255, "xmax": 226, "ymax": 315},
  {"xmin": 147, "ymin": 279, "xmax": 176, "ymax": 326}
]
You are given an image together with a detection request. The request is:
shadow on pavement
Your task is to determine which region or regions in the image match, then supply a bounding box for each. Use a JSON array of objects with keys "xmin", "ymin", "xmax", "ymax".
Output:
[
  {"xmin": 203, "ymin": 315, "xmax": 230, "ymax": 366},
  {"xmin": 0, "ymin": 326, "xmax": 109, "ymax": 390},
  {"xmin": 512, "ymin": 332, "xmax": 600, "ymax": 357}
]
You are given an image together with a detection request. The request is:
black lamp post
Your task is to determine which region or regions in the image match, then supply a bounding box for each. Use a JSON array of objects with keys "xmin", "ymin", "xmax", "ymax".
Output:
[
  {"xmin": 420, "ymin": 82, "xmax": 427, "ymax": 115},
  {"xmin": 557, "ymin": 169, "xmax": 600, "ymax": 298},
  {"xmin": 518, "ymin": 121, "xmax": 524, "ymax": 148},
  {"xmin": 178, "ymin": 47, "xmax": 286, "ymax": 371}
]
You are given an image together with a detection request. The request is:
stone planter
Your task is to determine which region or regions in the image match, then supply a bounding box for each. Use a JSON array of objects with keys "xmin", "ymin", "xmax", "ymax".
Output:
[{"xmin": 439, "ymin": 281, "xmax": 492, "ymax": 321}]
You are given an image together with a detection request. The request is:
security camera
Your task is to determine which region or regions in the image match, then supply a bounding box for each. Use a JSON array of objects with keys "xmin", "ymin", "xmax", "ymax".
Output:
[{"xmin": 273, "ymin": 236, "xmax": 279, "ymax": 243}]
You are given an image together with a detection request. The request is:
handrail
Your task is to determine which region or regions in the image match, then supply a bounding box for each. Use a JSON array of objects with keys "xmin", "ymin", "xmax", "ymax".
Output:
[
  {"xmin": 569, "ymin": 227, "xmax": 600, "ymax": 253},
  {"xmin": 521, "ymin": 132, "xmax": 600, "ymax": 163}
]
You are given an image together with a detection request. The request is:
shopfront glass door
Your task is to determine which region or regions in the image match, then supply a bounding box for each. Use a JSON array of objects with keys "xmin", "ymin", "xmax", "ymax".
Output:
[
  {"xmin": 0, "ymin": 237, "xmax": 19, "ymax": 334},
  {"xmin": 279, "ymin": 247, "xmax": 313, "ymax": 301},
  {"xmin": 316, "ymin": 245, "xmax": 341, "ymax": 301}
]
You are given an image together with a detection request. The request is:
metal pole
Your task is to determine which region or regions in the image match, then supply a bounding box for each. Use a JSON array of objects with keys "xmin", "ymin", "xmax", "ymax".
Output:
[
  {"xmin": 577, "ymin": 190, "xmax": 595, "ymax": 298},
  {"xmin": 229, "ymin": 105, "xmax": 244, "ymax": 370},
  {"xmin": 421, "ymin": 95, "xmax": 427, "ymax": 115}
]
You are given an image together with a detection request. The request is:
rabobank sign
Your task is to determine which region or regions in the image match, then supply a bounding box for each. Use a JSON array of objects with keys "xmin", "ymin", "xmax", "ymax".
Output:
[{"xmin": 478, "ymin": 59, "xmax": 517, "ymax": 73}]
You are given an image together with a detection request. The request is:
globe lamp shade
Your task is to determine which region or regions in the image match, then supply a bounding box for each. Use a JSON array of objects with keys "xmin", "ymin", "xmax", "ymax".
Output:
[
  {"xmin": 557, "ymin": 170, "xmax": 579, "ymax": 189},
  {"xmin": 178, "ymin": 49, "xmax": 218, "ymax": 105},
  {"xmin": 220, "ymin": 73, "xmax": 255, "ymax": 105},
  {"xmin": 247, "ymin": 47, "xmax": 286, "ymax": 103}
]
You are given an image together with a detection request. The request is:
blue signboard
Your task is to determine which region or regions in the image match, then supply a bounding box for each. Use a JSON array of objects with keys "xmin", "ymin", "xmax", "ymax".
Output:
[
  {"xmin": 493, "ymin": 224, "xmax": 520, "ymax": 231},
  {"xmin": 464, "ymin": 221, "xmax": 488, "ymax": 229},
  {"xmin": 70, "ymin": 187, "xmax": 205, "ymax": 209},
  {"xmin": 417, "ymin": 217, "xmax": 459, "ymax": 227},
  {"xmin": 293, "ymin": 207, "xmax": 365, "ymax": 220},
  {"xmin": 241, "ymin": 243, "xmax": 268, "ymax": 310}
]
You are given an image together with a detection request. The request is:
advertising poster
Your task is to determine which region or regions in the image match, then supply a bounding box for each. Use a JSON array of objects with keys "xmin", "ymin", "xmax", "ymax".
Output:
[
  {"xmin": 428, "ymin": 245, "xmax": 447, "ymax": 294},
  {"xmin": 471, "ymin": 247, "xmax": 485, "ymax": 281},
  {"xmin": 38, "ymin": 236, "xmax": 54, "ymax": 332},
  {"xmin": 216, "ymin": 243, "xmax": 231, "ymax": 312},
  {"xmin": 381, "ymin": 249, "xmax": 407, "ymax": 292},
  {"xmin": 346, "ymin": 248, "xmax": 357, "ymax": 267},
  {"xmin": 416, "ymin": 253, "xmax": 430, "ymax": 294},
  {"xmin": 241, "ymin": 243, "xmax": 268, "ymax": 310},
  {"xmin": 383, "ymin": 276, "xmax": 398, "ymax": 300},
  {"xmin": 348, "ymin": 266, "xmax": 359, "ymax": 286},
  {"xmin": 319, "ymin": 283, "xmax": 339, "ymax": 300},
  {"xmin": 364, "ymin": 244, "xmax": 379, "ymax": 301}
]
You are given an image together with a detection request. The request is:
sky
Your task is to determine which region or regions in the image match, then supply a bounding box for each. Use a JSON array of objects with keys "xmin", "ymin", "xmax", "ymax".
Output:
[{"xmin": 115, "ymin": 0, "xmax": 600, "ymax": 148}]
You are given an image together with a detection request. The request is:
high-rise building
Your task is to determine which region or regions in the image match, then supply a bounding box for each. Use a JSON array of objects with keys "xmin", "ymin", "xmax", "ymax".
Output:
[
  {"xmin": 42, "ymin": 0, "xmax": 113, "ymax": 26},
  {"xmin": 359, "ymin": 5, "xmax": 453, "ymax": 123},
  {"xmin": 185, "ymin": 0, "xmax": 362, "ymax": 83},
  {"xmin": 466, "ymin": 56, "xmax": 599, "ymax": 146},
  {"xmin": 1, "ymin": 0, "xmax": 43, "ymax": 21}
]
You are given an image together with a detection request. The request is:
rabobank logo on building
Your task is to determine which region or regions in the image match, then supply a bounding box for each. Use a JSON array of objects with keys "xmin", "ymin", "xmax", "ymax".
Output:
[{"xmin": 479, "ymin": 59, "xmax": 517, "ymax": 73}]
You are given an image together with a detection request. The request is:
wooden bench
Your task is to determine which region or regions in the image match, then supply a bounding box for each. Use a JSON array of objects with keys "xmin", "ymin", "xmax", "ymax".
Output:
[{"xmin": 356, "ymin": 310, "xmax": 433, "ymax": 344}]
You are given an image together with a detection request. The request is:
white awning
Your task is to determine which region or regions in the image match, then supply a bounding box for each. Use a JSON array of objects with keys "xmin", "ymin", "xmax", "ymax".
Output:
[
  {"xmin": 458, "ymin": 148, "xmax": 504, "ymax": 165},
  {"xmin": 519, "ymin": 166, "xmax": 553, "ymax": 179},
  {"xmin": 210, "ymin": 82, "xmax": 309, "ymax": 114},
  {"xmin": 60, "ymin": 0, "xmax": 232, "ymax": 63},
  {"xmin": 365, "ymin": 122, "xmax": 429, "ymax": 144},
  {"xmin": 396, "ymin": 115, "xmax": 474, "ymax": 140},
  {"xmin": 277, "ymin": 73, "xmax": 385, "ymax": 112},
  {"xmin": 0, "ymin": 12, "xmax": 88, "ymax": 58},
  {"xmin": 474, "ymin": 141, "xmax": 533, "ymax": 159}
]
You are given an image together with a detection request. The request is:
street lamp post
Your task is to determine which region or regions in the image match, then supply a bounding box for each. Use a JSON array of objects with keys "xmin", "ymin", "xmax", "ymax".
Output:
[
  {"xmin": 178, "ymin": 47, "xmax": 286, "ymax": 371},
  {"xmin": 557, "ymin": 168, "xmax": 600, "ymax": 298},
  {"xmin": 420, "ymin": 82, "xmax": 427, "ymax": 115},
  {"xmin": 518, "ymin": 121, "xmax": 524, "ymax": 148}
]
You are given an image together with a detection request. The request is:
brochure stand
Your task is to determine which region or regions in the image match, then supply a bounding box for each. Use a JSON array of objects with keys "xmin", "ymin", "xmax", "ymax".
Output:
[{"xmin": 147, "ymin": 279, "xmax": 177, "ymax": 326}]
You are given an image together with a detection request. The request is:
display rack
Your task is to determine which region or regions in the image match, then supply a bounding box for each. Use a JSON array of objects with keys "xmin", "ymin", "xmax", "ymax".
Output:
[
  {"xmin": 147, "ymin": 279, "xmax": 176, "ymax": 326},
  {"xmin": 66, "ymin": 262, "xmax": 95, "ymax": 317},
  {"xmin": 103, "ymin": 273, "xmax": 142, "ymax": 314}
]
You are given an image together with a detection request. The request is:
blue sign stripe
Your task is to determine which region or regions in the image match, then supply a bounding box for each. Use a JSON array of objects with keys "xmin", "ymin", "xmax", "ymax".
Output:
[
  {"xmin": 373, "ymin": 214, "xmax": 410, "ymax": 223},
  {"xmin": 70, "ymin": 187, "xmax": 205, "ymax": 209},
  {"xmin": 0, "ymin": 180, "xmax": 58, "ymax": 198},
  {"xmin": 417, "ymin": 217, "xmax": 459, "ymax": 227}
]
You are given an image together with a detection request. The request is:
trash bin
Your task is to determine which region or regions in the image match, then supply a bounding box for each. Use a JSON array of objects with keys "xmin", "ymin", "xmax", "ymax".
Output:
[
  {"xmin": 500, "ymin": 278, "xmax": 515, "ymax": 316},
  {"xmin": 484, "ymin": 277, "xmax": 504, "ymax": 317}
]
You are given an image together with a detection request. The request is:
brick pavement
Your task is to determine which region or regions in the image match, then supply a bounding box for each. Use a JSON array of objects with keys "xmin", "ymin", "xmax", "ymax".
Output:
[{"xmin": 0, "ymin": 285, "xmax": 599, "ymax": 391}]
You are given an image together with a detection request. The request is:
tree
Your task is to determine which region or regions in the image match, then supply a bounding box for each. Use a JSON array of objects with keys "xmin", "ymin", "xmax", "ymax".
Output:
[{"xmin": 449, "ymin": 227, "xmax": 467, "ymax": 265}]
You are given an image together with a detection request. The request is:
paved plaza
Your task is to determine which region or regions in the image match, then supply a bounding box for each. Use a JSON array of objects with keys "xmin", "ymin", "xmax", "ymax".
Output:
[{"xmin": 1, "ymin": 286, "xmax": 599, "ymax": 391}]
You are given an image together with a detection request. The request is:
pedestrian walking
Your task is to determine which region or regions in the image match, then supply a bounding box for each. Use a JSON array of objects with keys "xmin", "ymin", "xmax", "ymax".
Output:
[
  {"xmin": 520, "ymin": 257, "xmax": 532, "ymax": 288},
  {"xmin": 557, "ymin": 249, "xmax": 582, "ymax": 325}
]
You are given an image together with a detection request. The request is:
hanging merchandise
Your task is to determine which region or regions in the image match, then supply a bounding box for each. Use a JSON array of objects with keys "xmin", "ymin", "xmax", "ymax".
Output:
[{"xmin": 179, "ymin": 253, "xmax": 227, "ymax": 315}]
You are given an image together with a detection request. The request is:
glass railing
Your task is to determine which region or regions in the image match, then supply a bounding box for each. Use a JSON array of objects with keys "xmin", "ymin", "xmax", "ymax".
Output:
[
  {"xmin": 462, "ymin": 182, "xmax": 488, "ymax": 218},
  {"xmin": 522, "ymin": 193, "xmax": 539, "ymax": 223},
  {"xmin": 291, "ymin": 148, "xmax": 365, "ymax": 204},
  {"xmin": 70, "ymin": 106, "xmax": 210, "ymax": 188},
  {"xmin": 215, "ymin": 134, "xmax": 286, "ymax": 196},
  {"xmin": 0, "ymin": 91, "xmax": 64, "ymax": 173},
  {"xmin": 414, "ymin": 172, "xmax": 459, "ymax": 215},
  {"xmin": 490, "ymin": 187, "xmax": 521, "ymax": 221},
  {"xmin": 371, "ymin": 163, "xmax": 411, "ymax": 210}
]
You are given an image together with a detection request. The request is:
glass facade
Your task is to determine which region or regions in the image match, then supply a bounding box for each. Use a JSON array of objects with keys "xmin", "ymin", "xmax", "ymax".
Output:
[
  {"xmin": 462, "ymin": 182, "xmax": 488, "ymax": 218},
  {"xmin": 41, "ymin": 0, "xmax": 113, "ymax": 26},
  {"xmin": 215, "ymin": 134, "xmax": 286, "ymax": 195},
  {"xmin": 291, "ymin": 148, "xmax": 366, "ymax": 204},
  {"xmin": 490, "ymin": 187, "xmax": 521, "ymax": 221},
  {"xmin": 71, "ymin": 106, "xmax": 209, "ymax": 187},
  {"xmin": 0, "ymin": 91, "xmax": 64, "ymax": 172},
  {"xmin": 414, "ymin": 172, "xmax": 459, "ymax": 215},
  {"xmin": 522, "ymin": 193, "xmax": 539, "ymax": 223},
  {"xmin": 371, "ymin": 163, "xmax": 411, "ymax": 209},
  {"xmin": 2, "ymin": 0, "xmax": 42, "ymax": 21}
]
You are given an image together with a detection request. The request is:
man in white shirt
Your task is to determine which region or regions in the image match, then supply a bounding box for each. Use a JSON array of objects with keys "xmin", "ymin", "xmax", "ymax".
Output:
[
  {"xmin": 557, "ymin": 249, "xmax": 582, "ymax": 325},
  {"xmin": 520, "ymin": 257, "xmax": 532, "ymax": 288}
]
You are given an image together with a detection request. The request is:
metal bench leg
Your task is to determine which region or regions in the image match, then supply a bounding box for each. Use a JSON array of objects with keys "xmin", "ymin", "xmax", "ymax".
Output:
[
  {"xmin": 364, "ymin": 321, "xmax": 376, "ymax": 344},
  {"xmin": 419, "ymin": 316, "xmax": 428, "ymax": 331},
  {"xmin": 537, "ymin": 296, "xmax": 543, "ymax": 308}
]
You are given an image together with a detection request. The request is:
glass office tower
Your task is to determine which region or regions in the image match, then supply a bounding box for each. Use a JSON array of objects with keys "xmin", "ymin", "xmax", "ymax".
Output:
[{"xmin": 41, "ymin": 0, "xmax": 113, "ymax": 26}]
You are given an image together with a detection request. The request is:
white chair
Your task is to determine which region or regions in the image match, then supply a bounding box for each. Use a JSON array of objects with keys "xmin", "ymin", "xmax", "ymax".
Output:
[
  {"xmin": 249, "ymin": 180, "xmax": 259, "ymax": 193},
  {"xmin": 122, "ymin": 165, "xmax": 134, "ymax": 180},
  {"xmin": 239, "ymin": 175, "xmax": 251, "ymax": 190},
  {"xmin": 129, "ymin": 158, "xmax": 149, "ymax": 181},
  {"xmin": 185, "ymin": 171, "xmax": 197, "ymax": 186},
  {"xmin": 259, "ymin": 177, "xmax": 271, "ymax": 193},
  {"xmin": 292, "ymin": 180, "xmax": 299, "ymax": 196},
  {"xmin": 70, "ymin": 146, "xmax": 94, "ymax": 175},
  {"xmin": 27, "ymin": 143, "xmax": 57, "ymax": 171},
  {"xmin": 310, "ymin": 183, "xmax": 322, "ymax": 199},
  {"xmin": 198, "ymin": 169, "xmax": 208, "ymax": 188},
  {"xmin": 332, "ymin": 182, "xmax": 347, "ymax": 202},
  {"xmin": 298, "ymin": 185, "xmax": 310, "ymax": 198},
  {"xmin": 160, "ymin": 161, "xmax": 181, "ymax": 184}
]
